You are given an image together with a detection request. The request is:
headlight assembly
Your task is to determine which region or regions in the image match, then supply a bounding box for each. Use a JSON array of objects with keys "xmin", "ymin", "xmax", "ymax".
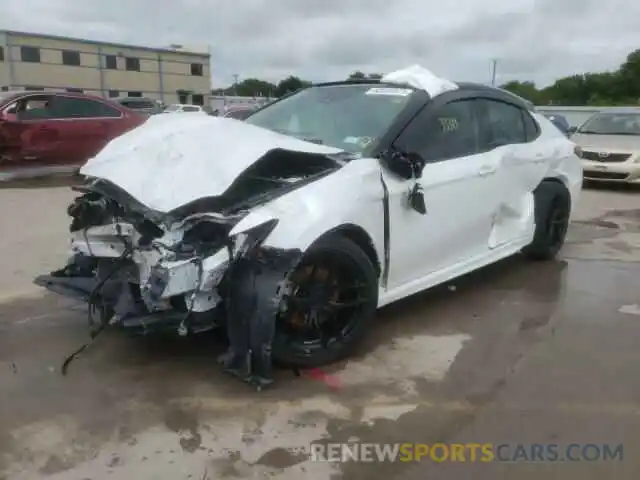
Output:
[{"xmin": 231, "ymin": 219, "xmax": 279, "ymax": 257}]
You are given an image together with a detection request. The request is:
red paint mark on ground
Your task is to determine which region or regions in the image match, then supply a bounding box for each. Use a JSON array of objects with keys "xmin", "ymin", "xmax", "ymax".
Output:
[{"xmin": 304, "ymin": 368, "xmax": 343, "ymax": 391}]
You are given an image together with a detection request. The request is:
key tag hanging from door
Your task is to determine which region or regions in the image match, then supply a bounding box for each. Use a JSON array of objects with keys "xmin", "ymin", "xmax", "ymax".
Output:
[{"xmin": 406, "ymin": 153, "xmax": 427, "ymax": 215}]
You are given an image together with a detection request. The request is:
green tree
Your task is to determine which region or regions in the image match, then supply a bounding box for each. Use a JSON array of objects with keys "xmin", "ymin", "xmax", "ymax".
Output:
[
  {"xmin": 275, "ymin": 76, "xmax": 311, "ymax": 97},
  {"xmin": 500, "ymin": 81, "xmax": 540, "ymax": 104}
]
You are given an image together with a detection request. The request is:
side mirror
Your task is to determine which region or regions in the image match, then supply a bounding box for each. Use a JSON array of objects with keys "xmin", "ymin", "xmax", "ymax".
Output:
[
  {"xmin": 379, "ymin": 146, "xmax": 426, "ymax": 180},
  {"xmin": 567, "ymin": 126, "xmax": 578, "ymax": 134}
]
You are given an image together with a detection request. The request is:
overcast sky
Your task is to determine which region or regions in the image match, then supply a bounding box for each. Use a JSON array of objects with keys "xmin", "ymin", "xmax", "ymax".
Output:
[{"xmin": 2, "ymin": 0, "xmax": 639, "ymax": 87}]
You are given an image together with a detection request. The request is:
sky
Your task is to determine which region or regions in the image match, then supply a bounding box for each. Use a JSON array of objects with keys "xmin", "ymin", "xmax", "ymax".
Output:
[{"xmin": 2, "ymin": 0, "xmax": 640, "ymax": 88}]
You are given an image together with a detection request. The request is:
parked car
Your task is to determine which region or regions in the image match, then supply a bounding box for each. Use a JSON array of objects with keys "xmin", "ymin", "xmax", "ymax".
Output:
[
  {"xmin": 34, "ymin": 66, "xmax": 581, "ymax": 388},
  {"xmin": 164, "ymin": 104, "xmax": 207, "ymax": 114},
  {"xmin": 570, "ymin": 109, "xmax": 640, "ymax": 183},
  {"xmin": 223, "ymin": 106, "xmax": 256, "ymax": 120},
  {"xmin": 0, "ymin": 92, "xmax": 146, "ymax": 179},
  {"xmin": 115, "ymin": 97, "xmax": 164, "ymax": 115},
  {"xmin": 543, "ymin": 114, "xmax": 571, "ymax": 136}
]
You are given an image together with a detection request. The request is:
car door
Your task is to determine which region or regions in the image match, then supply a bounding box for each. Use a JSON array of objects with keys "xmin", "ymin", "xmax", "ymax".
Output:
[
  {"xmin": 1, "ymin": 94, "xmax": 62, "ymax": 167},
  {"xmin": 48, "ymin": 96, "xmax": 117, "ymax": 164},
  {"xmin": 381, "ymin": 97, "xmax": 500, "ymax": 290},
  {"xmin": 476, "ymin": 98, "xmax": 548, "ymax": 248}
]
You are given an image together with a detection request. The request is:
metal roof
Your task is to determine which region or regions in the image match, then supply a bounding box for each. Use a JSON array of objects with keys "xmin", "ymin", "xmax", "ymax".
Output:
[{"xmin": 1, "ymin": 30, "xmax": 210, "ymax": 58}]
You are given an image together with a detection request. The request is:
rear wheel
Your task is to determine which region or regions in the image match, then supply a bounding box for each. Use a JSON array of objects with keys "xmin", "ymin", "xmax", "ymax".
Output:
[
  {"xmin": 523, "ymin": 180, "xmax": 571, "ymax": 261},
  {"xmin": 272, "ymin": 236, "xmax": 379, "ymax": 368}
]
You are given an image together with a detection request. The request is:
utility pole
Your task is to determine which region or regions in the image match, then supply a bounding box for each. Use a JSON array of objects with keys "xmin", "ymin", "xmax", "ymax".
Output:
[
  {"xmin": 232, "ymin": 74, "xmax": 239, "ymax": 96},
  {"xmin": 491, "ymin": 59, "xmax": 498, "ymax": 87}
]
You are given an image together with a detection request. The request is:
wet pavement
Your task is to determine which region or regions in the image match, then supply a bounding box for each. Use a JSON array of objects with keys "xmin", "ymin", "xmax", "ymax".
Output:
[{"xmin": 0, "ymin": 181, "xmax": 639, "ymax": 479}]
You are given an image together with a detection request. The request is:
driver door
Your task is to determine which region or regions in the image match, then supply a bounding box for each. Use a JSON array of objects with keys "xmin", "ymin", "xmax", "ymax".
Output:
[
  {"xmin": 0, "ymin": 94, "xmax": 60, "ymax": 167},
  {"xmin": 382, "ymin": 97, "xmax": 501, "ymax": 291}
]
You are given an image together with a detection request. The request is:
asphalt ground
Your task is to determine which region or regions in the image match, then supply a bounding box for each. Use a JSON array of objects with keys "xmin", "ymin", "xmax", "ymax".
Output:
[{"xmin": 0, "ymin": 179, "xmax": 639, "ymax": 479}]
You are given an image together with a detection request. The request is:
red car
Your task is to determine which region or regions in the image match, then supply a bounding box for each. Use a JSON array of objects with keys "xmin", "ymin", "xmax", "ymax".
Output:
[{"xmin": 0, "ymin": 91, "xmax": 146, "ymax": 180}]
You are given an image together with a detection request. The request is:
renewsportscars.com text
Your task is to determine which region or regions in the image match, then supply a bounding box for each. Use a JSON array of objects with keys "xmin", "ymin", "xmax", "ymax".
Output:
[{"xmin": 309, "ymin": 442, "xmax": 624, "ymax": 463}]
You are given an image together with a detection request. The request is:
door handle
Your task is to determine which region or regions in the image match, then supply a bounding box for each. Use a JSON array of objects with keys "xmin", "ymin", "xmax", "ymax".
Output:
[{"xmin": 478, "ymin": 165, "xmax": 496, "ymax": 176}]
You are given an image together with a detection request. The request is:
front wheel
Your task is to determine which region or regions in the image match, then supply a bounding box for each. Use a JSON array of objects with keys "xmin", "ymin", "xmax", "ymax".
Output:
[
  {"xmin": 523, "ymin": 180, "xmax": 571, "ymax": 261},
  {"xmin": 272, "ymin": 235, "xmax": 379, "ymax": 368}
]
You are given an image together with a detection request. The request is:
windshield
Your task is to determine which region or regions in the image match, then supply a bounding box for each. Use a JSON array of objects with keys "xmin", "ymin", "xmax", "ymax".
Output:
[
  {"xmin": 244, "ymin": 84, "xmax": 415, "ymax": 153},
  {"xmin": 578, "ymin": 113, "xmax": 640, "ymax": 135}
]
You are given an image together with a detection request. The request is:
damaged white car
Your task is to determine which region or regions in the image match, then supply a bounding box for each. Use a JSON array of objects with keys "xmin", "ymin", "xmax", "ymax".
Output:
[{"xmin": 35, "ymin": 66, "xmax": 582, "ymax": 388}]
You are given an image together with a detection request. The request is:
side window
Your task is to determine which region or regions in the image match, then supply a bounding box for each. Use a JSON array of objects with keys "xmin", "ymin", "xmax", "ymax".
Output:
[
  {"xmin": 400, "ymin": 99, "xmax": 480, "ymax": 162},
  {"xmin": 522, "ymin": 110, "xmax": 540, "ymax": 141},
  {"xmin": 15, "ymin": 96, "xmax": 54, "ymax": 120},
  {"xmin": 51, "ymin": 97, "xmax": 120, "ymax": 118},
  {"xmin": 481, "ymin": 99, "xmax": 527, "ymax": 146}
]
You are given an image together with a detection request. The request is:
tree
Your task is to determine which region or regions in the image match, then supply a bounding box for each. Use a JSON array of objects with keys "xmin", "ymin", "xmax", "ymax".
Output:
[
  {"xmin": 500, "ymin": 81, "xmax": 540, "ymax": 104},
  {"xmin": 347, "ymin": 71, "xmax": 383, "ymax": 80},
  {"xmin": 348, "ymin": 71, "xmax": 366, "ymax": 80},
  {"xmin": 210, "ymin": 49, "xmax": 640, "ymax": 104},
  {"xmin": 275, "ymin": 76, "xmax": 311, "ymax": 97}
]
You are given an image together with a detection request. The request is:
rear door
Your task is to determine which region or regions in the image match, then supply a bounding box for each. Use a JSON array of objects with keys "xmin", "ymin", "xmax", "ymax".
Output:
[
  {"xmin": 475, "ymin": 98, "xmax": 548, "ymax": 248},
  {"xmin": 48, "ymin": 96, "xmax": 122, "ymax": 163}
]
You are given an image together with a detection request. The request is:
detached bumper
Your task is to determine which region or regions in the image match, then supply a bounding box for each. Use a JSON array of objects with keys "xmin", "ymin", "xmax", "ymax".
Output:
[
  {"xmin": 34, "ymin": 274, "xmax": 98, "ymax": 302},
  {"xmin": 34, "ymin": 273, "xmax": 219, "ymax": 334}
]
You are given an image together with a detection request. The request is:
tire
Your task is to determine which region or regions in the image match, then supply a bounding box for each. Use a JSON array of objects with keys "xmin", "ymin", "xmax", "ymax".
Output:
[
  {"xmin": 272, "ymin": 235, "xmax": 379, "ymax": 368},
  {"xmin": 523, "ymin": 180, "xmax": 571, "ymax": 261}
]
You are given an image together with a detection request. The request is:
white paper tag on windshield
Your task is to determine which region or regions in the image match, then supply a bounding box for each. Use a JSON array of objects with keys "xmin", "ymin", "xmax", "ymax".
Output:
[{"xmin": 365, "ymin": 87, "xmax": 413, "ymax": 96}]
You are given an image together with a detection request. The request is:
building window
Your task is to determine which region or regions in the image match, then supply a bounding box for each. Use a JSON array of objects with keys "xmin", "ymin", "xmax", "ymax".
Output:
[
  {"xmin": 105, "ymin": 55, "xmax": 117, "ymax": 69},
  {"xmin": 178, "ymin": 94, "xmax": 188, "ymax": 104},
  {"xmin": 20, "ymin": 46, "xmax": 41, "ymax": 63},
  {"xmin": 108, "ymin": 90, "xmax": 119, "ymax": 98},
  {"xmin": 0, "ymin": 47, "xmax": 4, "ymax": 62},
  {"xmin": 192, "ymin": 94, "xmax": 204, "ymax": 106},
  {"xmin": 61, "ymin": 50, "xmax": 81, "ymax": 66},
  {"xmin": 25, "ymin": 86, "xmax": 45, "ymax": 91},
  {"xmin": 66, "ymin": 88, "xmax": 84, "ymax": 93},
  {"xmin": 125, "ymin": 57, "xmax": 140, "ymax": 71},
  {"xmin": 128, "ymin": 91, "xmax": 142, "ymax": 97},
  {"xmin": 1, "ymin": 86, "xmax": 9, "ymax": 92},
  {"xmin": 190, "ymin": 63, "xmax": 203, "ymax": 76}
]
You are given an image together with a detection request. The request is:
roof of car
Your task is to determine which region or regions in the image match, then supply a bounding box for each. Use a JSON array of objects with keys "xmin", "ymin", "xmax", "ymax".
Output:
[
  {"xmin": 0, "ymin": 90, "xmax": 123, "ymax": 106},
  {"xmin": 309, "ymin": 79, "xmax": 534, "ymax": 111}
]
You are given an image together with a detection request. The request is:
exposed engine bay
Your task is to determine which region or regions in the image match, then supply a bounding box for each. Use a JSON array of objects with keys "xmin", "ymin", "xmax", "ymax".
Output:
[{"xmin": 35, "ymin": 147, "xmax": 348, "ymax": 388}]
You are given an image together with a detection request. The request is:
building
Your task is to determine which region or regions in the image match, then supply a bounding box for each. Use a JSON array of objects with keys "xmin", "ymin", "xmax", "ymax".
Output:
[{"xmin": 0, "ymin": 30, "xmax": 211, "ymax": 105}]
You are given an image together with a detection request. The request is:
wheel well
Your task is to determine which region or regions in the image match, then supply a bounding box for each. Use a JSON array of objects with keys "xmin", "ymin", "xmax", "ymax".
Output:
[
  {"xmin": 316, "ymin": 224, "xmax": 381, "ymax": 278},
  {"xmin": 540, "ymin": 177, "xmax": 571, "ymax": 209}
]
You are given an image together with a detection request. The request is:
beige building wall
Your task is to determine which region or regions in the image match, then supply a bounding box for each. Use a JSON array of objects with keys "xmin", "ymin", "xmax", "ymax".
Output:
[
  {"xmin": 0, "ymin": 31, "xmax": 211, "ymax": 105},
  {"xmin": 0, "ymin": 32, "xmax": 10, "ymax": 87}
]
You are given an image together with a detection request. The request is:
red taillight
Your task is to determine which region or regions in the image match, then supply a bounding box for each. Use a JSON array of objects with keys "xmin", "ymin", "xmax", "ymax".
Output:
[{"xmin": 574, "ymin": 145, "xmax": 583, "ymax": 158}]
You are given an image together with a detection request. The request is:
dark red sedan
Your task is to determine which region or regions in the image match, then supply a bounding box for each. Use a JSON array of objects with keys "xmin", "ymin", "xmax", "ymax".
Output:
[{"xmin": 0, "ymin": 91, "xmax": 146, "ymax": 180}]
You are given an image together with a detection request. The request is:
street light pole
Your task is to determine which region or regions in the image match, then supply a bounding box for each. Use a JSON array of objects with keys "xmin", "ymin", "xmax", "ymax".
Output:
[
  {"xmin": 232, "ymin": 74, "xmax": 239, "ymax": 96},
  {"xmin": 491, "ymin": 59, "xmax": 497, "ymax": 87}
]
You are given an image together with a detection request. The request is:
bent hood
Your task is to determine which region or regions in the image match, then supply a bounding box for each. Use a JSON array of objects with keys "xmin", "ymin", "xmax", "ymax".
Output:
[{"xmin": 80, "ymin": 114, "xmax": 344, "ymax": 212}]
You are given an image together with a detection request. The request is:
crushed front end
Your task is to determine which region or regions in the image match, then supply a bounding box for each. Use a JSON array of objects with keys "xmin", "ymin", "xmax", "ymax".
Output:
[{"xmin": 35, "ymin": 181, "xmax": 303, "ymax": 388}]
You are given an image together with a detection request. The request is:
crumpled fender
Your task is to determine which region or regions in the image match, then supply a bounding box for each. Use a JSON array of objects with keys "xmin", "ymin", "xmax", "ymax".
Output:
[{"xmin": 231, "ymin": 157, "xmax": 386, "ymax": 257}]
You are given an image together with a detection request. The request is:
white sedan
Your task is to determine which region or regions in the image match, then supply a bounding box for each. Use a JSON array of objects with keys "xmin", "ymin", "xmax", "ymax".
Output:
[
  {"xmin": 163, "ymin": 103, "xmax": 207, "ymax": 114},
  {"xmin": 35, "ymin": 66, "xmax": 582, "ymax": 388}
]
